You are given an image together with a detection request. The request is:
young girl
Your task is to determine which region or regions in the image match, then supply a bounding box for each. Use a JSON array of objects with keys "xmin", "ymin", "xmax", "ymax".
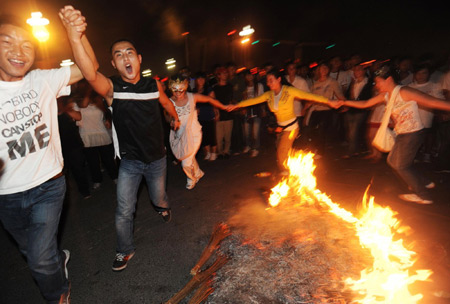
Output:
[{"xmin": 169, "ymin": 75, "xmax": 232, "ymax": 189}]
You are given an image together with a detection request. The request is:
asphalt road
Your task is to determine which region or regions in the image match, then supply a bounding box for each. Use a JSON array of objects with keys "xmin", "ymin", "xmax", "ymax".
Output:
[{"xmin": 1, "ymin": 132, "xmax": 449, "ymax": 304}]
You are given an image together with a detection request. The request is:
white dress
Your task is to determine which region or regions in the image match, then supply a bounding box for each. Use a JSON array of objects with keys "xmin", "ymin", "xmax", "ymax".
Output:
[{"xmin": 169, "ymin": 93, "xmax": 203, "ymax": 182}]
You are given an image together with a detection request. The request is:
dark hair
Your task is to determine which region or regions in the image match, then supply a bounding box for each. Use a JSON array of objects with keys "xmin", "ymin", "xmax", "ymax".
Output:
[
  {"xmin": 109, "ymin": 38, "xmax": 138, "ymax": 54},
  {"xmin": 0, "ymin": 14, "xmax": 30, "ymax": 30},
  {"xmin": 194, "ymin": 71, "xmax": 207, "ymax": 79},
  {"xmin": 413, "ymin": 63, "xmax": 430, "ymax": 74},
  {"xmin": 266, "ymin": 68, "xmax": 292, "ymax": 87},
  {"xmin": 169, "ymin": 73, "xmax": 188, "ymax": 82},
  {"xmin": 0, "ymin": 14, "xmax": 35, "ymax": 40},
  {"xmin": 373, "ymin": 64, "xmax": 395, "ymax": 80}
]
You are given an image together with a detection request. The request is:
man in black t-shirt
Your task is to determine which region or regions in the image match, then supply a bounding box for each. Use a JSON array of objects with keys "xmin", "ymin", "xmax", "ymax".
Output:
[
  {"xmin": 60, "ymin": 6, "xmax": 181, "ymax": 272},
  {"xmin": 210, "ymin": 67, "xmax": 234, "ymax": 157}
]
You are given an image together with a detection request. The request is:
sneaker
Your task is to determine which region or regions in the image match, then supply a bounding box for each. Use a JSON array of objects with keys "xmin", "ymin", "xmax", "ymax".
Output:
[
  {"xmin": 58, "ymin": 282, "xmax": 70, "ymax": 304},
  {"xmin": 112, "ymin": 251, "xmax": 135, "ymax": 271},
  {"xmin": 186, "ymin": 179, "xmax": 196, "ymax": 190},
  {"xmin": 92, "ymin": 183, "xmax": 101, "ymax": 190},
  {"xmin": 398, "ymin": 194, "xmax": 433, "ymax": 205},
  {"xmin": 209, "ymin": 153, "xmax": 217, "ymax": 161},
  {"xmin": 204, "ymin": 152, "xmax": 211, "ymax": 160},
  {"xmin": 242, "ymin": 146, "xmax": 251, "ymax": 153},
  {"xmin": 62, "ymin": 249, "xmax": 70, "ymax": 279},
  {"xmin": 250, "ymin": 149, "xmax": 259, "ymax": 157},
  {"xmin": 159, "ymin": 209, "xmax": 172, "ymax": 223},
  {"xmin": 425, "ymin": 182, "xmax": 435, "ymax": 189}
]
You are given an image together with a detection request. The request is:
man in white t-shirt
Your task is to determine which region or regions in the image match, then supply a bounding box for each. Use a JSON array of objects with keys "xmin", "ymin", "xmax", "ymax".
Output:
[
  {"xmin": 0, "ymin": 12, "xmax": 96, "ymax": 303},
  {"xmin": 284, "ymin": 61, "xmax": 310, "ymax": 123}
]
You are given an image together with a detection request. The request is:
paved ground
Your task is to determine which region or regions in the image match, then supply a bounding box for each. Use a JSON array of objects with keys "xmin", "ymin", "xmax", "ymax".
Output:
[{"xmin": 1, "ymin": 132, "xmax": 450, "ymax": 304}]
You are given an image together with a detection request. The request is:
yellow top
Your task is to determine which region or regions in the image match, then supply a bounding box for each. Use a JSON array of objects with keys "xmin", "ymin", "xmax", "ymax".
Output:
[{"xmin": 238, "ymin": 85, "xmax": 328, "ymax": 122}]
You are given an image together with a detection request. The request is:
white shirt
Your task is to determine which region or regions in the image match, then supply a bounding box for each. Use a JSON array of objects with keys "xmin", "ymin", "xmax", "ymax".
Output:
[
  {"xmin": 389, "ymin": 89, "xmax": 424, "ymax": 134},
  {"xmin": 78, "ymin": 104, "xmax": 112, "ymax": 147},
  {"xmin": 408, "ymin": 81, "xmax": 443, "ymax": 128},
  {"xmin": 285, "ymin": 75, "xmax": 310, "ymax": 117},
  {"xmin": 0, "ymin": 67, "xmax": 71, "ymax": 194}
]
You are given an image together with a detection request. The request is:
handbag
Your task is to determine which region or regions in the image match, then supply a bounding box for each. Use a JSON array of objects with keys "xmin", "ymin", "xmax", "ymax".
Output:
[{"xmin": 372, "ymin": 85, "xmax": 401, "ymax": 153}]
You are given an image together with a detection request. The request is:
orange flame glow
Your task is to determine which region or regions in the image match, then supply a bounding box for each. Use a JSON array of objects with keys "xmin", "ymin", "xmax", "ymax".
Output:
[{"xmin": 268, "ymin": 150, "xmax": 432, "ymax": 303}]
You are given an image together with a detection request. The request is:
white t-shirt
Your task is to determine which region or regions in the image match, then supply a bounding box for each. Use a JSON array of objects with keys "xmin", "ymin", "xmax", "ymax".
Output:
[
  {"xmin": 78, "ymin": 104, "xmax": 112, "ymax": 147},
  {"xmin": 285, "ymin": 75, "xmax": 310, "ymax": 116},
  {"xmin": 0, "ymin": 67, "xmax": 71, "ymax": 194},
  {"xmin": 408, "ymin": 81, "xmax": 443, "ymax": 128},
  {"xmin": 389, "ymin": 89, "xmax": 424, "ymax": 134}
]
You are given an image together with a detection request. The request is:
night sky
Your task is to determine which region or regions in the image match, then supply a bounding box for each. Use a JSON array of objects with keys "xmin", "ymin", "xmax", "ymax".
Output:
[{"xmin": 2, "ymin": 0, "xmax": 449, "ymax": 76}]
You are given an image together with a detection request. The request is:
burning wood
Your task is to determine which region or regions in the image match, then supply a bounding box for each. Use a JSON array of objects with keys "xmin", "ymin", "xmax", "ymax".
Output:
[
  {"xmin": 165, "ymin": 255, "xmax": 229, "ymax": 304},
  {"xmin": 190, "ymin": 223, "xmax": 231, "ymax": 275}
]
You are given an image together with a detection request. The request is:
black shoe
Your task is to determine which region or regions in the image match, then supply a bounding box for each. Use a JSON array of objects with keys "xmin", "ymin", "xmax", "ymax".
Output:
[
  {"xmin": 112, "ymin": 251, "xmax": 135, "ymax": 271},
  {"xmin": 159, "ymin": 209, "xmax": 171, "ymax": 223}
]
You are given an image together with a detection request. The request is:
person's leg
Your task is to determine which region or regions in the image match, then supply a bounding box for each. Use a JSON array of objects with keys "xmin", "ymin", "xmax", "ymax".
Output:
[
  {"xmin": 345, "ymin": 112, "xmax": 359, "ymax": 156},
  {"xmin": 223, "ymin": 120, "xmax": 234, "ymax": 155},
  {"xmin": 215, "ymin": 121, "xmax": 225, "ymax": 155},
  {"xmin": 84, "ymin": 147, "xmax": 103, "ymax": 184},
  {"xmin": 0, "ymin": 176, "xmax": 69, "ymax": 302},
  {"xmin": 115, "ymin": 159, "xmax": 143, "ymax": 254},
  {"xmin": 387, "ymin": 130, "xmax": 430, "ymax": 199},
  {"xmin": 243, "ymin": 119, "xmax": 251, "ymax": 149},
  {"xmin": 277, "ymin": 128, "xmax": 299, "ymax": 172},
  {"xmin": 144, "ymin": 156, "xmax": 170, "ymax": 212},
  {"xmin": 252, "ymin": 117, "xmax": 262, "ymax": 151},
  {"xmin": 65, "ymin": 148, "xmax": 91, "ymax": 197},
  {"xmin": 98, "ymin": 144, "xmax": 118, "ymax": 181}
]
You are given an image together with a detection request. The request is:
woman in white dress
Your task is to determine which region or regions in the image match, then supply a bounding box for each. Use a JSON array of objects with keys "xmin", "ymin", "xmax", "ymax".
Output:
[{"xmin": 168, "ymin": 76, "xmax": 232, "ymax": 189}]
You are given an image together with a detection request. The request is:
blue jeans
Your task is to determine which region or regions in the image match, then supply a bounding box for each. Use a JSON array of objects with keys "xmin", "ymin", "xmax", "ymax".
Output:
[
  {"xmin": 387, "ymin": 129, "xmax": 431, "ymax": 199},
  {"xmin": 115, "ymin": 157, "xmax": 170, "ymax": 254},
  {"xmin": 0, "ymin": 176, "xmax": 69, "ymax": 303}
]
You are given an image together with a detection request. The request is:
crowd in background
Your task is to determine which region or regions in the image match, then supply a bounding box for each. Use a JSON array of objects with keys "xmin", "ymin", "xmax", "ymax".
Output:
[{"xmin": 58, "ymin": 51, "xmax": 450, "ymax": 198}]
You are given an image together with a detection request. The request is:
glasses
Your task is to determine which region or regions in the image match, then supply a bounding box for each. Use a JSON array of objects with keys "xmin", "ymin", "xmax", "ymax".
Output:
[{"xmin": 172, "ymin": 89, "xmax": 186, "ymax": 93}]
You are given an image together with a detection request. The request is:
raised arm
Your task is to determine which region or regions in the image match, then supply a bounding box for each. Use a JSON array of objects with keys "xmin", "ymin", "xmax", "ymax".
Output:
[
  {"xmin": 401, "ymin": 86, "xmax": 450, "ymax": 112},
  {"xmin": 59, "ymin": 6, "xmax": 114, "ymax": 105}
]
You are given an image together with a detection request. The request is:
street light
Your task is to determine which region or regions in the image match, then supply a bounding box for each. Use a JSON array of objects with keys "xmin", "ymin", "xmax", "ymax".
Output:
[
  {"xmin": 165, "ymin": 58, "xmax": 176, "ymax": 70},
  {"xmin": 26, "ymin": 12, "xmax": 50, "ymax": 42},
  {"xmin": 142, "ymin": 69, "xmax": 152, "ymax": 77},
  {"xmin": 239, "ymin": 25, "xmax": 255, "ymax": 37},
  {"xmin": 60, "ymin": 59, "xmax": 74, "ymax": 67},
  {"xmin": 238, "ymin": 25, "xmax": 255, "ymax": 67}
]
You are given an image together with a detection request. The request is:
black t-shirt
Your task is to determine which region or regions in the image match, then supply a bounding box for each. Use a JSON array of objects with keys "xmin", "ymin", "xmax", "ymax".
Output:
[
  {"xmin": 110, "ymin": 76, "xmax": 166, "ymax": 163},
  {"xmin": 213, "ymin": 83, "xmax": 233, "ymax": 121}
]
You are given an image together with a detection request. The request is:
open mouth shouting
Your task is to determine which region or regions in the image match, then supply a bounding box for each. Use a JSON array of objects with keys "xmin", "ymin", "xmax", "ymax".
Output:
[{"xmin": 125, "ymin": 63, "xmax": 133, "ymax": 75}]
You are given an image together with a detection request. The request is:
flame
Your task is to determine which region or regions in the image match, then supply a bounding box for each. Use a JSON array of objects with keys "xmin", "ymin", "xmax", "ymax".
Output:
[{"xmin": 268, "ymin": 150, "xmax": 432, "ymax": 303}]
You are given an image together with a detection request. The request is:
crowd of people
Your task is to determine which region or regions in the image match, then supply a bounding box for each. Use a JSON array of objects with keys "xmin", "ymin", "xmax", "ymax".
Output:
[{"xmin": 1, "ymin": 4, "xmax": 450, "ymax": 303}]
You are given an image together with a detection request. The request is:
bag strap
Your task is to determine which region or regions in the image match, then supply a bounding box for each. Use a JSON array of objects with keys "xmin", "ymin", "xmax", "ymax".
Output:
[{"xmin": 379, "ymin": 85, "xmax": 401, "ymax": 130}]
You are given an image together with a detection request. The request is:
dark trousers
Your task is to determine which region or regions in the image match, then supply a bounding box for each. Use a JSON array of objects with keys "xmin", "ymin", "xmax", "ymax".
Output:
[
  {"xmin": 84, "ymin": 144, "xmax": 118, "ymax": 183},
  {"xmin": 63, "ymin": 147, "xmax": 90, "ymax": 197}
]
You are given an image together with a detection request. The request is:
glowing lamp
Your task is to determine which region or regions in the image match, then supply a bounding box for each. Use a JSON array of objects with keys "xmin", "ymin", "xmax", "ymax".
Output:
[
  {"xmin": 60, "ymin": 59, "xmax": 74, "ymax": 67},
  {"xmin": 26, "ymin": 12, "xmax": 50, "ymax": 42},
  {"xmin": 239, "ymin": 25, "xmax": 255, "ymax": 37}
]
